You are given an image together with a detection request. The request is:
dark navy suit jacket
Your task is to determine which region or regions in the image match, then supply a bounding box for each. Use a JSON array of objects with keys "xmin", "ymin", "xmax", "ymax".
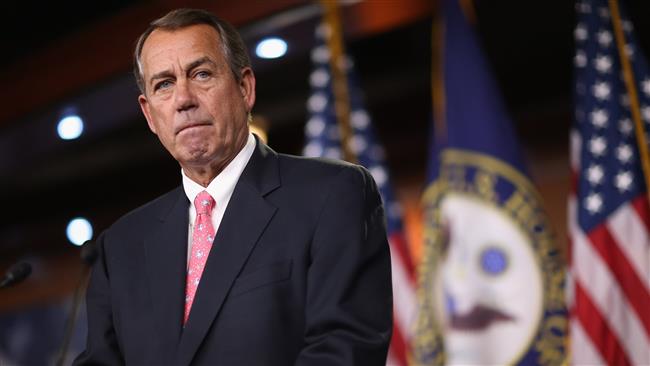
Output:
[{"xmin": 74, "ymin": 139, "xmax": 393, "ymax": 365}]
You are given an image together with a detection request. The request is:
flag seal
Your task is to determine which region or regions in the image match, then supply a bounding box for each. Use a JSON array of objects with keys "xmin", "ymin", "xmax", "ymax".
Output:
[{"xmin": 414, "ymin": 149, "xmax": 567, "ymax": 365}]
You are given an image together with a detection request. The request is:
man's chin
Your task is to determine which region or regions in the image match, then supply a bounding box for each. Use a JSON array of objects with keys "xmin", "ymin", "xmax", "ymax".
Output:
[{"xmin": 180, "ymin": 153, "xmax": 214, "ymax": 168}]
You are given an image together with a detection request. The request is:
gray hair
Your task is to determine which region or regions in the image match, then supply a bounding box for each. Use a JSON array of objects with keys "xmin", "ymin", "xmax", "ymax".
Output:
[{"xmin": 133, "ymin": 8, "xmax": 251, "ymax": 94}]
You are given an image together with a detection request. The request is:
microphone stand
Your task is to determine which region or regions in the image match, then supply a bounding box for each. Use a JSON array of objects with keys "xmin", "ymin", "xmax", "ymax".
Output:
[
  {"xmin": 0, "ymin": 262, "xmax": 32, "ymax": 289},
  {"xmin": 55, "ymin": 240, "xmax": 97, "ymax": 366}
]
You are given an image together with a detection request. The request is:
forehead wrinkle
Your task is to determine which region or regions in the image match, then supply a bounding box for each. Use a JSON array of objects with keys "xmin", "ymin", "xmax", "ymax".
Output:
[
  {"xmin": 149, "ymin": 69, "xmax": 174, "ymax": 83},
  {"xmin": 142, "ymin": 45, "xmax": 177, "ymax": 89},
  {"xmin": 185, "ymin": 56, "xmax": 218, "ymax": 72}
]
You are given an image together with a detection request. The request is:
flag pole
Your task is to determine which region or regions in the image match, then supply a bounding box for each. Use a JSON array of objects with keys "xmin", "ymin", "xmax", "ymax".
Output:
[
  {"xmin": 433, "ymin": 0, "xmax": 475, "ymax": 145},
  {"xmin": 609, "ymin": 0, "xmax": 650, "ymax": 203},
  {"xmin": 319, "ymin": 0, "xmax": 357, "ymax": 164},
  {"xmin": 432, "ymin": 2, "xmax": 446, "ymax": 145},
  {"xmin": 458, "ymin": 0, "xmax": 477, "ymax": 25}
]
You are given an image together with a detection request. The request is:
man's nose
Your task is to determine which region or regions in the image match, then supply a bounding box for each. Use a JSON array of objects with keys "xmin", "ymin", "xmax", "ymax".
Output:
[{"xmin": 174, "ymin": 79, "xmax": 198, "ymax": 112}]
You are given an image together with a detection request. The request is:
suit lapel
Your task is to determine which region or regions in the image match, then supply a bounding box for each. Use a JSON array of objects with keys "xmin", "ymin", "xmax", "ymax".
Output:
[
  {"xmin": 175, "ymin": 139, "xmax": 280, "ymax": 365},
  {"xmin": 144, "ymin": 188, "xmax": 189, "ymax": 360}
]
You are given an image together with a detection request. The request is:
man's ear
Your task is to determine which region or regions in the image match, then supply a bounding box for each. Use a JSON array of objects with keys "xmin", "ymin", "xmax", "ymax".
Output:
[
  {"xmin": 239, "ymin": 67, "xmax": 256, "ymax": 112},
  {"xmin": 138, "ymin": 94, "xmax": 157, "ymax": 134}
]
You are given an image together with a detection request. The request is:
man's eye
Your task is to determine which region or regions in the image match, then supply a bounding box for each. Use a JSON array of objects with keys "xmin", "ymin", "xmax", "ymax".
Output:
[
  {"xmin": 155, "ymin": 80, "xmax": 172, "ymax": 91},
  {"xmin": 195, "ymin": 71, "xmax": 210, "ymax": 80}
]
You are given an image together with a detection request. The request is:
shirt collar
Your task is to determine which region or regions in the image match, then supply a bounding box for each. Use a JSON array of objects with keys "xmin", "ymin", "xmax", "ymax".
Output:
[{"xmin": 182, "ymin": 132, "xmax": 256, "ymax": 209}]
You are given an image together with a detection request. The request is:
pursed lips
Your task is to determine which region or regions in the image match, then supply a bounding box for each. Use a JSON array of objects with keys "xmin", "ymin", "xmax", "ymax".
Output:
[{"xmin": 175, "ymin": 122, "xmax": 211, "ymax": 135}]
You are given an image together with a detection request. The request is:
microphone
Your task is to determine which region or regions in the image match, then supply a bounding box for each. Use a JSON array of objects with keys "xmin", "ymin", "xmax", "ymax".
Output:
[
  {"xmin": 56, "ymin": 240, "xmax": 97, "ymax": 366},
  {"xmin": 0, "ymin": 262, "xmax": 32, "ymax": 288},
  {"xmin": 80, "ymin": 239, "xmax": 98, "ymax": 266}
]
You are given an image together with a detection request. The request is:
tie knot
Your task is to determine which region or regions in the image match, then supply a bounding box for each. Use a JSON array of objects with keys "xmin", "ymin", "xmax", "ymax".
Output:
[{"xmin": 194, "ymin": 191, "xmax": 215, "ymax": 216}]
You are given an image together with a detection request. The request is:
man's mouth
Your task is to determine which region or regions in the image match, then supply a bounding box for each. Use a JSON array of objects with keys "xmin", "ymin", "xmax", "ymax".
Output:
[{"xmin": 176, "ymin": 122, "xmax": 210, "ymax": 135}]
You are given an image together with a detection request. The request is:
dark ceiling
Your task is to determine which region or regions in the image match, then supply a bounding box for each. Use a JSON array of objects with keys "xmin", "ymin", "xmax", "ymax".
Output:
[
  {"xmin": 5, "ymin": 0, "xmax": 648, "ymax": 266},
  {"xmin": 1, "ymin": 2, "xmax": 136, "ymax": 69}
]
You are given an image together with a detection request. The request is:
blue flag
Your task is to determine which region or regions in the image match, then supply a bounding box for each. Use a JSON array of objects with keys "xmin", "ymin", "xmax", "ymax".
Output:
[
  {"xmin": 413, "ymin": 1, "xmax": 567, "ymax": 365},
  {"xmin": 303, "ymin": 21, "xmax": 417, "ymax": 366}
]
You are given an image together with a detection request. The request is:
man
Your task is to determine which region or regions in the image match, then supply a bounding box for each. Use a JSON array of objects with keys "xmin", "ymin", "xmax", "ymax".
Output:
[{"xmin": 74, "ymin": 8, "xmax": 392, "ymax": 366}]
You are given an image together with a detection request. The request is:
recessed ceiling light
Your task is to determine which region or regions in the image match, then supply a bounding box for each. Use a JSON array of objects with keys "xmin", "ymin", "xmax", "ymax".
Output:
[
  {"xmin": 255, "ymin": 37, "xmax": 288, "ymax": 59},
  {"xmin": 66, "ymin": 217, "xmax": 93, "ymax": 246},
  {"xmin": 57, "ymin": 115, "xmax": 84, "ymax": 140}
]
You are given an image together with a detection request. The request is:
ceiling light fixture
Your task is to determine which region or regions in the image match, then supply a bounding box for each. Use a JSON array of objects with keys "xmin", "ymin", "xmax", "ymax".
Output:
[
  {"xmin": 255, "ymin": 37, "xmax": 288, "ymax": 59},
  {"xmin": 57, "ymin": 114, "xmax": 84, "ymax": 140},
  {"xmin": 66, "ymin": 217, "xmax": 93, "ymax": 246}
]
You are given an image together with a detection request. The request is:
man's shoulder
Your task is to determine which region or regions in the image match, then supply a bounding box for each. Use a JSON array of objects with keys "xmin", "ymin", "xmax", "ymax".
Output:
[
  {"xmin": 276, "ymin": 153, "xmax": 368, "ymax": 181},
  {"xmin": 273, "ymin": 153, "xmax": 378, "ymax": 198},
  {"xmin": 254, "ymin": 139, "xmax": 373, "ymax": 186}
]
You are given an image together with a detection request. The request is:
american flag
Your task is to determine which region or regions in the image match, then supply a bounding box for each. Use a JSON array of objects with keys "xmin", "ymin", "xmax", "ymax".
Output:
[
  {"xmin": 571, "ymin": 1, "xmax": 650, "ymax": 365},
  {"xmin": 303, "ymin": 22, "xmax": 417, "ymax": 366}
]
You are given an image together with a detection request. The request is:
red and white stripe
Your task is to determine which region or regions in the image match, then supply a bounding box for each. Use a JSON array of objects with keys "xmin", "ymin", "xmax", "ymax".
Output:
[
  {"xmin": 387, "ymin": 232, "xmax": 417, "ymax": 366},
  {"xmin": 569, "ymin": 131, "xmax": 650, "ymax": 366}
]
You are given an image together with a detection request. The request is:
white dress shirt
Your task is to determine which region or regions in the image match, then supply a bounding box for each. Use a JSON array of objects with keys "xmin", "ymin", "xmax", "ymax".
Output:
[{"xmin": 181, "ymin": 133, "xmax": 256, "ymax": 264}]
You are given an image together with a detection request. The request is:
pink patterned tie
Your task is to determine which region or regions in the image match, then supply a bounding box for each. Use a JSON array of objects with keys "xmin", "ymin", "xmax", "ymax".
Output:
[{"xmin": 184, "ymin": 190, "xmax": 216, "ymax": 325}]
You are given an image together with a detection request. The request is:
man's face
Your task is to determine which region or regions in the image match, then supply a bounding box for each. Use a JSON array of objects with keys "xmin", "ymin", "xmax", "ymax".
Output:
[{"xmin": 138, "ymin": 24, "xmax": 255, "ymax": 173}]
